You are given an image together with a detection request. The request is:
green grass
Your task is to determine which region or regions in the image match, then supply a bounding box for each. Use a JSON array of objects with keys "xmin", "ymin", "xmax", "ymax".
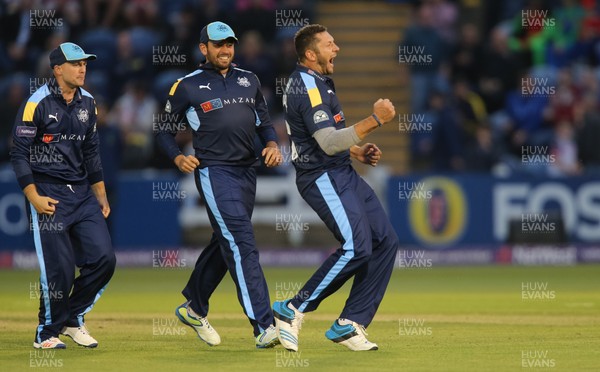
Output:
[{"xmin": 1, "ymin": 266, "xmax": 599, "ymax": 371}]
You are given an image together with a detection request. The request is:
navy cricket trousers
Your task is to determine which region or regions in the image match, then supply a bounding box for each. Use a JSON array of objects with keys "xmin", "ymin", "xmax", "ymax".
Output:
[
  {"xmin": 29, "ymin": 182, "xmax": 116, "ymax": 343},
  {"xmin": 182, "ymin": 166, "xmax": 274, "ymax": 336},
  {"xmin": 290, "ymin": 165, "xmax": 399, "ymax": 327}
]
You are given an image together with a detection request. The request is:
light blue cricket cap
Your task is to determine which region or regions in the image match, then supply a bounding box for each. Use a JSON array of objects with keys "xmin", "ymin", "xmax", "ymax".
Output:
[
  {"xmin": 49, "ymin": 42, "xmax": 97, "ymax": 68},
  {"xmin": 200, "ymin": 21, "xmax": 238, "ymax": 44}
]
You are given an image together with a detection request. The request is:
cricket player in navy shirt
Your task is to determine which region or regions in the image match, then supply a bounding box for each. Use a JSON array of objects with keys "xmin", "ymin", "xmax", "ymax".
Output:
[
  {"xmin": 273, "ymin": 24, "xmax": 399, "ymax": 351},
  {"xmin": 11, "ymin": 42, "xmax": 116, "ymax": 349},
  {"xmin": 155, "ymin": 21, "xmax": 283, "ymax": 348}
]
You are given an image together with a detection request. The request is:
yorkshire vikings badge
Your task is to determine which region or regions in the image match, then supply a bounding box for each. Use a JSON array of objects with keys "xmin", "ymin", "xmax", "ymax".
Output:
[{"xmin": 77, "ymin": 108, "xmax": 89, "ymax": 123}]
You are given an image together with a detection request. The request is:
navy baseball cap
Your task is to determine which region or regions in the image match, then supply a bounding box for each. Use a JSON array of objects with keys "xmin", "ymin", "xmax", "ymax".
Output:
[
  {"xmin": 49, "ymin": 42, "xmax": 96, "ymax": 68},
  {"xmin": 200, "ymin": 21, "xmax": 238, "ymax": 44}
]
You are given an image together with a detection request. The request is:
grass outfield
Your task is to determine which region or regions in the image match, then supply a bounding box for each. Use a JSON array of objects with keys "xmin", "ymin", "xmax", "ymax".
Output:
[{"xmin": 0, "ymin": 266, "xmax": 599, "ymax": 371}]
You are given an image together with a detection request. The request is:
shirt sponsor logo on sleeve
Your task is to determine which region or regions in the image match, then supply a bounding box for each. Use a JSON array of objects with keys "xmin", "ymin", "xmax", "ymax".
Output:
[
  {"xmin": 334, "ymin": 111, "xmax": 345, "ymax": 123},
  {"xmin": 313, "ymin": 110, "xmax": 329, "ymax": 124},
  {"xmin": 16, "ymin": 126, "xmax": 37, "ymax": 137},
  {"xmin": 42, "ymin": 133, "xmax": 60, "ymax": 143},
  {"xmin": 200, "ymin": 98, "xmax": 223, "ymax": 113},
  {"xmin": 165, "ymin": 100, "xmax": 172, "ymax": 113}
]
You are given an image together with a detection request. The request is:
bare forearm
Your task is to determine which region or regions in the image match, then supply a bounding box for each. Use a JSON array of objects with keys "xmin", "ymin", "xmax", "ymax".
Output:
[
  {"xmin": 353, "ymin": 98, "xmax": 396, "ymax": 139},
  {"xmin": 353, "ymin": 115, "xmax": 381, "ymax": 140},
  {"xmin": 349, "ymin": 145, "xmax": 362, "ymax": 159},
  {"xmin": 90, "ymin": 181, "xmax": 107, "ymax": 200},
  {"xmin": 23, "ymin": 184, "xmax": 39, "ymax": 202}
]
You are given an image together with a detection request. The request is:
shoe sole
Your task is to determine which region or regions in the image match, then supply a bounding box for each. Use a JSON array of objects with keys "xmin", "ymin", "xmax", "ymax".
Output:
[
  {"xmin": 256, "ymin": 337, "xmax": 280, "ymax": 349},
  {"xmin": 333, "ymin": 339, "xmax": 379, "ymax": 351},
  {"xmin": 33, "ymin": 343, "xmax": 66, "ymax": 349},
  {"xmin": 175, "ymin": 307, "xmax": 218, "ymax": 346}
]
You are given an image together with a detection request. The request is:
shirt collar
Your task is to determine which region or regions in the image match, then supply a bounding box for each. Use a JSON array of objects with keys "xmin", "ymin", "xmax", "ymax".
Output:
[
  {"xmin": 295, "ymin": 63, "xmax": 335, "ymax": 90},
  {"xmin": 295, "ymin": 63, "xmax": 329, "ymax": 82},
  {"xmin": 199, "ymin": 62, "xmax": 238, "ymax": 77}
]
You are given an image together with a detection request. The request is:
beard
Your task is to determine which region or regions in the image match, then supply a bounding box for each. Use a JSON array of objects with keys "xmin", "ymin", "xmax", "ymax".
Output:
[
  {"xmin": 208, "ymin": 53, "xmax": 233, "ymax": 72},
  {"xmin": 315, "ymin": 52, "xmax": 333, "ymax": 75}
]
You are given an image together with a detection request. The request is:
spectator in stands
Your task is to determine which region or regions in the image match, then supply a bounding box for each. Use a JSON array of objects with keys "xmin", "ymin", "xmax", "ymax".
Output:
[
  {"xmin": 548, "ymin": 120, "xmax": 581, "ymax": 177},
  {"xmin": 504, "ymin": 72, "xmax": 551, "ymax": 152},
  {"xmin": 409, "ymin": 93, "xmax": 440, "ymax": 171},
  {"xmin": 109, "ymin": 79, "xmax": 158, "ymax": 169},
  {"xmin": 0, "ymin": 0, "xmax": 50, "ymax": 75},
  {"xmin": 579, "ymin": 2, "xmax": 600, "ymax": 66},
  {"xmin": 123, "ymin": 0, "xmax": 159, "ymax": 28},
  {"xmin": 465, "ymin": 125, "xmax": 501, "ymax": 172},
  {"xmin": 84, "ymin": 0, "xmax": 122, "ymax": 29},
  {"xmin": 196, "ymin": 0, "xmax": 234, "ymax": 31},
  {"xmin": 235, "ymin": 30, "xmax": 276, "ymax": 94},
  {"xmin": 545, "ymin": 0, "xmax": 585, "ymax": 68},
  {"xmin": 429, "ymin": 91, "xmax": 465, "ymax": 171},
  {"xmin": 479, "ymin": 26, "xmax": 522, "ymax": 114},
  {"xmin": 113, "ymin": 30, "xmax": 155, "ymax": 92},
  {"xmin": 426, "ymin": 0, "xmax": 459, "ymax": 44},
  {"xmin": 400, "ymin": 3, "xmax": 449, "ymax": 114},
  {"xmin": 235, "ymin": 0, "xmax": 276, "ymax": 43},
  {"xmin": 451, "ymin": 22, "xmax": 484, "ymax": 89},
  {"xmin": 275, "ymin": 31, "xmax": 299, "ymax": 72},
  {"xmin": 546, "ymin": 68, "xmax": 581, "ymax": 127},
  {"xmin": 452, "ymin": 78, "xmax": 487, "ymax": 141},
  {"xmin": 161, "ymin": 3, "xmax": 203, "ymax": 73},
  {"xmin": 507, "ymin": 0, "xmax": 552, "ymax": 67}
]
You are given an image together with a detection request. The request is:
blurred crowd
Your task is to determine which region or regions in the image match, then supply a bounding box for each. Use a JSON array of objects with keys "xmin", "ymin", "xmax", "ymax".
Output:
[
  {"xmin": 0, "ymin": 0, "xmax": 314, "ymax": 179},
  {"xmin": 3, "ymin": 0, "xmax": 600, "ymax": 179},
  {"xmin": 402, "ymin": 0, "xmax": 600, "ymax": 177}
]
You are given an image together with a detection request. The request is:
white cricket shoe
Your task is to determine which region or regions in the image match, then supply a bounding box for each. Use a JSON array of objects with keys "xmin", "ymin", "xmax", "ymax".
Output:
[
  {"xmin": 255, "ymin": 325, "xmax": 280, "ymax": 349},
  {"xmin": 273, "ymin": 300, "xmax": 304, "ymax": 352},
  {"xmin": 175, "ymin": 301, "xmax": 221, "ymax": 346},
  {"xmin": 33, "ymin": 337, "xmax": 67, "ymax": 349},
  {"xmin": 62, "ymin": 325, "xmax": 98, "ymax": 348},
  {"xmin": 325, "ymin": 319, "xmax": 378, "ymax": 351}
]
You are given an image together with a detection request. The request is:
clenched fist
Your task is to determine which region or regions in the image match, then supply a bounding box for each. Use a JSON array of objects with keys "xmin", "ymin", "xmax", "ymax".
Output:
[
  {"xmin": 373, "ymin": 98, "xmax": 396, "ymax": 124},
  {"xmin": 174, "ymin": 154, "xmax": 200, "ymax": 174}
]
